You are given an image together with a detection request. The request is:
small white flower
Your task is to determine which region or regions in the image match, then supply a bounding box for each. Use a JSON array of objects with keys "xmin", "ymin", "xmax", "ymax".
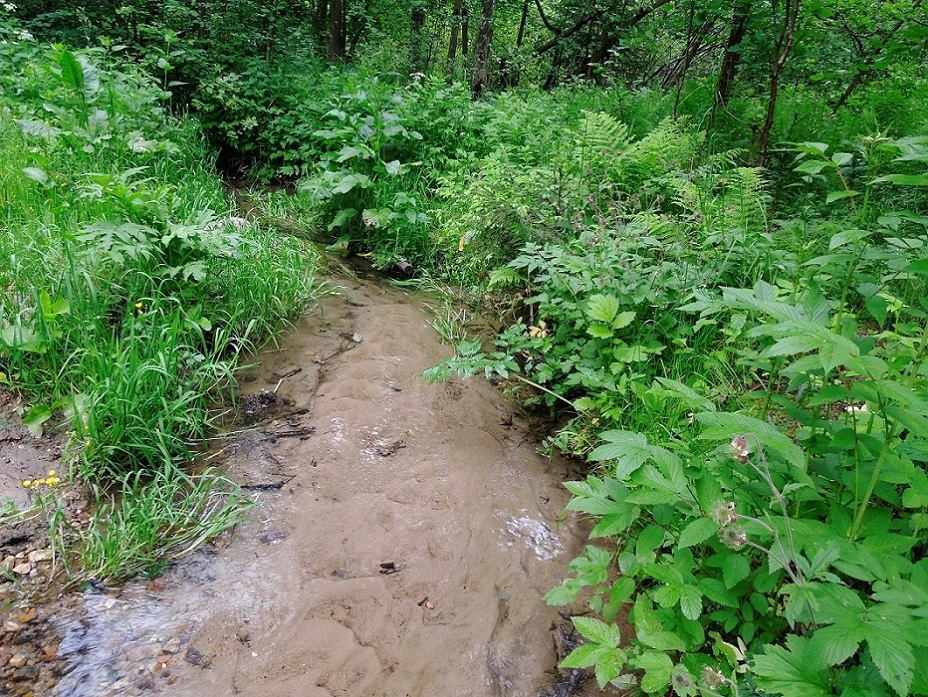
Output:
[
  {"xmin": 16, "ymin": 29, "xmax": 34, "ymax": 41},
  {"xmin": 845, "ymin": 403, "xmax": 869, "ymax": 414},
  {"xmin": 2, "ymin": 2, "xmax": 17, "ymax": 12}
]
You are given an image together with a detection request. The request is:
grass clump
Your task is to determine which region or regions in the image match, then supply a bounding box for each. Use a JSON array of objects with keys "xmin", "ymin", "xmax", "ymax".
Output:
[{"xmin": 0, "ymin": 33, "xmax": 319, "ymax": 586}]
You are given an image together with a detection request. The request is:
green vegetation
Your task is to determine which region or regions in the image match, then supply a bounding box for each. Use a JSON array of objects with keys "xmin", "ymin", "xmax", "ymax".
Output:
[
  {"xmin": 4, "ymin": 1, "xmax": 928, "ymax": 695},
  {"xmin": 0, "ymin": 20, "xmax": 319, "ymax": 586}
]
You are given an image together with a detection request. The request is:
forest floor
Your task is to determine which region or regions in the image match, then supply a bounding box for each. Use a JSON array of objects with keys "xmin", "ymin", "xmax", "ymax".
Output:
[{"xmin": 2, "ymin": 269, "xmax": 621, "ymax": 696}]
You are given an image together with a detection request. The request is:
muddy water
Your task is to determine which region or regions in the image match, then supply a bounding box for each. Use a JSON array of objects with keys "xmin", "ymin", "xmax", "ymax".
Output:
[{"xmin": 51, "ymin": 273, "xmax": 594, "ymax": 697}]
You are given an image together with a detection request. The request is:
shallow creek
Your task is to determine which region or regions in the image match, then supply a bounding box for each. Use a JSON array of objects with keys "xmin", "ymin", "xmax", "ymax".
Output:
[{"xmin": 45, "ymin": 271, "xmax": 603, "ymax": 696}]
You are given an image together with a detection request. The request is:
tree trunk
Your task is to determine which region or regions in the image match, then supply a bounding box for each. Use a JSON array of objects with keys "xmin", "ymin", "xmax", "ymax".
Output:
[
  {"xmin": 471, "ymin": 0, "xmax": 495, "ymax": 97},
  {"xmin": 709, "ymin": 0, "xmax": 751, "ymax": 128},
  {"xmin": 327, "ymin": 0, "xmax": 346, "ymax": 60},
  {"xmin": 516, "ymin": 0, "xmax": 530, "ymax": 47},
  {"xmin": 757, "ymin": 0, "xmax": 800, "ymax": 165},
  {"xmin": 410, "ymin": 4, "xmax": 426, "ymax": 73},
  {"xmin": 447, "ymin": 0, "xmax": 462, "ymax": 76},
  {"xmin": 462, "ymin": 4, "xmax": 470, "ymax": 56}
]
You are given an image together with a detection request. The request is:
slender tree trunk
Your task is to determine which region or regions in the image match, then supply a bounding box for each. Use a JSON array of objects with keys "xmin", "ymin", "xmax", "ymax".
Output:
[
  {"xmin": 447, "ymin": 0, "xmax": 462, "ymax": 76},
  {"xmin": 462, "ymin": 4, "xmax": 470, "ymax": 56},
  {"xmin": 472, "ymin": 0, "xmax": 494, "ymax": 96},
  {"xmin": 709, "ymin": 0, "xmax": 751, "ymax": 128},
  {"xmin": 757, "ymin": 0, "xmax": 800, "ymax": 165},
  {"xmin": 327, "ymin": 0, "xmax": 346, "ymax": 60},
  {"xmin": 516, "ymin": 0, "xmax": 530, "ymax": 47},
  {"xmin": 410, "ymin": 4, "xmax": 426, "ymax": 73}
]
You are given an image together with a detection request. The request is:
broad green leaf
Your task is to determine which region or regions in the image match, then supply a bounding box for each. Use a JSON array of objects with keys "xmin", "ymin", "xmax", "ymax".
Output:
[
  {"xmin": 22, "ymin": 167, "xmax": 49, "ymax": 185},
  {"xmin": 59, "ymin": 50, "xmax": 85, "ymax": 92},
  {"xmin": 327, "ymin": 207, "xmax": 357, "ymax": 230},
  {"xmin": 752, "ymin": 635, "xmax": 831, "ymax": 697},
  {"xmin": 808, "ymin": 624, "xmax": 863, "ymax": 667},
  {"xmin": 863, "ymin": 606, "xmax": 915, "ymax": 697},
  {"xmin": 559, "ymin": 642, "xmax": 603, "ymax": 669},
  {"xmin": 587, "ymin": 294, "xmax": 621, "ymax": 324},
  {"xmin": 677, "ymin": 517, "xmax": 718, "ymax": 549},
  {"xmin": 543, "ymin": 580, "xmax": 582, "ymax": 606},
  {"xmin": 826, "ymin": 189, "xmax": 858, "ymax": 203},
  {"xmin": 697, "ymin": 412, "xmax": 806, "ymax": 469},
  {"xmin": 335, "ymin": 145, "xmax": 368, "ymax": 162},
  {"xmin": 22, "ymin": 404, "xmax": 52, "ymax": 438},
  {"xmin": 637, "ymin": 651, "xmax": 673, "ymax": 694},
  {"xmin": 593, "ymin": 646, "xmax": 625, "ymax": 689},
  {"xmin": 795, "ymin": 160, "xmax": 830, "ymax": 175},
  {"xmin": 723, "ymin": 554, "xmax": 751, "ymax": 588},
  {"xmin": 572, "ymin": 616, "xmax": 621, "ymax": 647},
  {"xmin": 587, "ymin": 324, "xmax": 614, "ymax": 338},
  {"xmin": 679, "ymin": 585, "xmax": 702, "ymax": 620},
  {"xmin": 873, "ymin": 173, "xmax": 928, "ymax": 186},
  {"xmin": 612, "ymin": 311, "xmax": 636, "ymax": 330},
  {"xmin": 589, "ymin": 430, "xmax": 652, "ymax": 477}
]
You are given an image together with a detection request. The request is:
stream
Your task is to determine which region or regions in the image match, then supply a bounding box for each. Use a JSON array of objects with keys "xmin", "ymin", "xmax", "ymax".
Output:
[{"xmin": 29, "ymin": 270, "xmax": 606, "ymax": 696}]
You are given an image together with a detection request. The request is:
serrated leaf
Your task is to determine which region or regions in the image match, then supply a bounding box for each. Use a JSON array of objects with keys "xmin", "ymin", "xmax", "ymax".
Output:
[
  {"xmin": 697, "ymin": 412, "xmax": 806, "ymax": 469},
  {"xmin": 559, "ymin": 642, "xmax": 603, "ymax": 669},
  {"xmin": 752, "ymin": 635, "xmax": 831, "ymax": 697},
  {"xmin": 808, "ymin": 624, "xmax": 863, "ymax": 666},
  {"xmin": 678, "ymin": 517, "xmax": 718, "ymax": 549},
  {"xmin": 613, "ymin": 310, "xmax": 636, "ymax": 330},
  {"xmin": 589, "ymin": 430, "xmax": 652, "ymax": 477},
  {"xmin": 863, "ymin": 608, "xmax": 915, "ymax": 697},
  {"xmin": 544, "ymin": 581, "xmax": 582, "ymax": 606},
  {"xmin": 572, "ymin": 616, "xmax": 621, "ymax": 646},
  {"xmin": 679, "ymin": 585, "xmax": 702, "ymax": 620},
  {"xmin": 637, "ymin": 651, "xmax": 674, "ymax": 694},
  {"xmin": 723, "ymin": 554, "xmax": 751, "ymax": 588}
]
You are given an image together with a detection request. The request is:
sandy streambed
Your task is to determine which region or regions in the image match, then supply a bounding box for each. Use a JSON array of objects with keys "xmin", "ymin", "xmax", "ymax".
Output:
[{"xmin": 19, "ymin": 272, "xmax": 598, "ymax": 696}]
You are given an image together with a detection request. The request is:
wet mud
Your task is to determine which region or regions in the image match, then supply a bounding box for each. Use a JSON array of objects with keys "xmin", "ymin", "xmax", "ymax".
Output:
[{"xmin": 7, "ymin": 272, "xmax": 612, "ymax": 696}]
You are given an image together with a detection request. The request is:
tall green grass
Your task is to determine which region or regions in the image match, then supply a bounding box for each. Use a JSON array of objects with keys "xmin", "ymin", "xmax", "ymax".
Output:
[{"xmin": 0, "ymin": 33, "xmax": 320, "ymax": 584}]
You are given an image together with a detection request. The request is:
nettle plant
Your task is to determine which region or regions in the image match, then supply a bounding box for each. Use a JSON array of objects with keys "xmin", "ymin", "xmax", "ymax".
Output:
[
  {"xmin": 297, "ymin": 88, "xmax": 428, "ymax": 266},
  {"xmin": 546, "ymin": 277, "xmax": 928, "ymax": 696}
]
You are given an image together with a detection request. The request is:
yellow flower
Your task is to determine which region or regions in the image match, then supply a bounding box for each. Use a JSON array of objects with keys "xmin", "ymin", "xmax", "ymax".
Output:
[
  {"xmin": 47, "ymin": 469, "xmax": 56, "ymax": 476},
  {"xmin": 134, "ymin": 302, "xmax": 144, "ymax": 309},
  {"xmin": 22, "ymin": 480, "xmax": 31, "ymax": 488}
]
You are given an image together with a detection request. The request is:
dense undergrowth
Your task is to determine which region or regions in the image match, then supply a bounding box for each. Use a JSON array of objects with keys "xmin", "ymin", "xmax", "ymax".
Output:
[
  {"xmin": 223, "ymin": 59, "xmax": 928, "ymax": 695},
  {"xmin": 3, "ymin": 6, "xmax": 928, "ymax": 697},
  {"xmin": 0, "ymin": 26, "xmax": 320, "ymax": 586}
]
